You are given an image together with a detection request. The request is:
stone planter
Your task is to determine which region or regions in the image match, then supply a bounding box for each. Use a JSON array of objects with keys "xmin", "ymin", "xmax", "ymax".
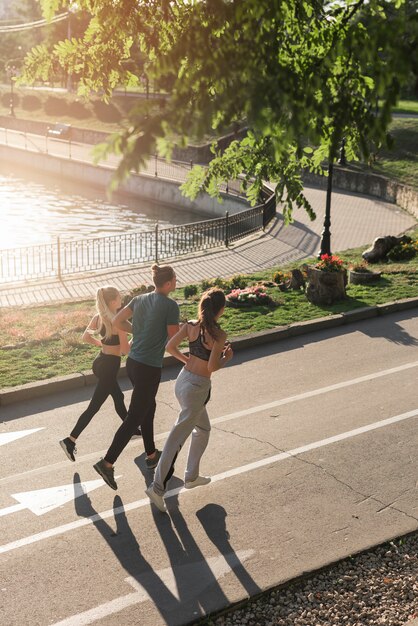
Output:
[
  {"xmin": 306, "ymin": 266, "xmax": 347, "ymax": 305},
  {"xmin": 349, "ymin": 270, "xmax": 381, "ymax": 285}
]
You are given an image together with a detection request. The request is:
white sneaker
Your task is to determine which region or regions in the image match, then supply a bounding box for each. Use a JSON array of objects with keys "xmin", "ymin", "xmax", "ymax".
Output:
[
  {"xmin": 145, "ymin": 485, "xmax": 166, "ymax": 512},
  {"xmin": 184, "ymin": 476, "xmax": 211, "ymax": 489}
]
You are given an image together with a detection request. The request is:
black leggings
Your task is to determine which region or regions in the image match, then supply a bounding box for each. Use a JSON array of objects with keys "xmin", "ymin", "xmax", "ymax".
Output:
[
  {"xmin": 104, "ymin": 357, "xmax": 161, "ymax": 463},
  {"xmin": 70, "ymin": 352, "xmax": 127, "ymax": 439}
]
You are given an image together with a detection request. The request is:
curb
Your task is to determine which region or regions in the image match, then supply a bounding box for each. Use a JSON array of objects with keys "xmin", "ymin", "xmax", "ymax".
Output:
[{"xmin": 1, "ymin": 296, "xmax": 418, "ymax": 407}]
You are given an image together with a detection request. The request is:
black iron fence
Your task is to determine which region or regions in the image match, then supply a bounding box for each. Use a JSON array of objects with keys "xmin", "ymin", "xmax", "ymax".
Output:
[{"xmin": 0, "ymin": 188, "xmax": 276, "ymax": 284}]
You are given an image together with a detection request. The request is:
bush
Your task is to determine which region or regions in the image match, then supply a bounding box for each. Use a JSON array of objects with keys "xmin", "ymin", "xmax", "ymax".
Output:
[
  {"xmin": 228, "ymin": 274, "xmax": 248, "ymax": 289},
  {"xmin": 1, "ymin": 92, "xmax": 19, "ymax": 107},
  {"xmin": 67, "ymin": 100, "xmax": 89, "ymax": 119},
  {"xmin": 22, "ymin": 95, "xmax": 41, "ymax": 111},
  {"xmin": 387, "ymin": 241, "xmax": 417, "ymax": 262},
  {"xmin": 44, "ymin": 96, "xmax": 69, "ymax": 116},
  {"xmin": 184, "ymin": 284, "xmax": 198, "ymax": 299},
  {"xmin": 272, "ymin": 270, "xmax": 289, "ymax": 284},
  {"xmin": 93, "ymin": 100, "xmax": 121, "ymax": 123}
]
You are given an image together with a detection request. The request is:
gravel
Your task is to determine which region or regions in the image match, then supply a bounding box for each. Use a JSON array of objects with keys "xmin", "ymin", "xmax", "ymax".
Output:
[{"xmin": 197, "ymin": 532, "xmax": 417, "ymax": 626}]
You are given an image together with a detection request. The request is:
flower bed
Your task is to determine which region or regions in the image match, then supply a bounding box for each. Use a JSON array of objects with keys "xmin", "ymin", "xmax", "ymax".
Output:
[{"xmin": 226, "ymin": 286, "xmax": 274, "ymax": 307}]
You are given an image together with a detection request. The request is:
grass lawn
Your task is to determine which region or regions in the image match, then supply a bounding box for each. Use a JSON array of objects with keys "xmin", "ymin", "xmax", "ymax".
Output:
[
  {"xmin": 1, "ymin": 230, "xmax": 417, "ymax": 389},
  {"xmin": 393, "ymin": 100, "xmax": 418, "ymax": 115},
  {"xmin": 370, "ymin": 118, "xmax": 418, "ymax": 189}
]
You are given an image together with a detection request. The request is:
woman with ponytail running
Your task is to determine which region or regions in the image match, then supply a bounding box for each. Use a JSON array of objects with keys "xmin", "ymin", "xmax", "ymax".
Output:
[
  {"xmin": 146, "ymin": 287, "xmax": 233, "ymax": 512},
  {"xmin": 59, "ymin": 286, "xmax": 131, "ymax": 462}
]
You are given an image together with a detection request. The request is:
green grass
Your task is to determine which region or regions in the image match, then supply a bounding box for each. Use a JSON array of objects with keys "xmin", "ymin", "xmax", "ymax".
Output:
[
  {"xmin": 393, "ymin": 99, "xmax": 418, "ymax": 115},
  {"xmin": 1, "ymin": 232, "xmax": 417, "ymax": 389},
  {"xmin": 371, "ymin": 118, "xmax": 418, "ymax": 189}
]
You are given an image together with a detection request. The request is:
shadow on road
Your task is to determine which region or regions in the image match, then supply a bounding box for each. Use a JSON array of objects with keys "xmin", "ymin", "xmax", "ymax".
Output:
[{"xmin": 72, "ymin": 471, "xmax": 257, "ymax": 624}]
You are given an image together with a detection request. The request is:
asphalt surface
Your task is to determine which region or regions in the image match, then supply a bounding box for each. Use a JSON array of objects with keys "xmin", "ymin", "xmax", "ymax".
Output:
[{"xmin": 1, "ymin": 309, "xmax": 417, "ymax": 625}]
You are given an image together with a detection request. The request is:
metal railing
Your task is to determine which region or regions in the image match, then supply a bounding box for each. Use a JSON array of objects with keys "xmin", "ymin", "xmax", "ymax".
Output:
[{"xmin": 0, "ymin": 190, "xmax": 276, "ymax": 283}]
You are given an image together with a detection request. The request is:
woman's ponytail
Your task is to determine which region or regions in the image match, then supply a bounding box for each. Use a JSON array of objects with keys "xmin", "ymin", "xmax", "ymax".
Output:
[
  {"xmin": 198, "ymin": 288, "xmax": 226, "ymax": 340},
  {"xmin": 96, "ymin": 286, "xmax": 119, "ymax": 339}
]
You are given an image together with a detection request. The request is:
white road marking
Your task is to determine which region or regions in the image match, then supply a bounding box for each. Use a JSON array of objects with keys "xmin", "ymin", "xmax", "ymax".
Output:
[
  {"xmin": 0, "ymin": 428, "xmax": 44, "ymax": 447},
  {"xmin": 2, "ymin": 359, "xmax": 418, "ymax": 486},
  {"xmin": 0, "ymin": 408, "xmax": 416, "ymax": 555},
  {"xmin": 0, "ymin": 477, "xmax": 121, "ymax": 518},
  {"xmin": 50, "ymin": 549, "xmax": 255, "ymax": 626}
]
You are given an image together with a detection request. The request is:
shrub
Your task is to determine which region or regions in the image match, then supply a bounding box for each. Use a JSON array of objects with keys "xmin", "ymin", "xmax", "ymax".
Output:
[
  {"xmin": 1, "ymin": 92, "xmax": 19, "ymax": 107},
  {"xmin": 44, "ymin": 96, "xmax": 69, "ymax": 116},
  {"xmin": 272, "ymin": 270, "xmax": 289, "ymax": 284},
  {"xmin": 93, "ymin": 100, "xmax": 121, "ymax": 123},
  {"xmin": 184, "ymin": 284, "xmax": 198, "ymax": 299},
  {"xmin": 67, "ymin": 100, "xmax": 89, "ymax": 119},
  {"xmin": 200, "ymin": 277, "xmax": 229, "ymax": 291},
  {"xmin": 387, "ymin": 241, "xmax": 417, "ymax": 262},
  {"xmin": 228, "ymin": 274, "xmax": 248, "ymax": 289},
  {"xmin": 22, "ymin": 95, "xmax": 41, "ymax": 111}
]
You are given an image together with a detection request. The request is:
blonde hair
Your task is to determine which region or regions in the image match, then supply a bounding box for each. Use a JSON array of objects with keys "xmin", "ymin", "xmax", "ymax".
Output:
[
  {"xmin": 151, "ymin": 264, "xmax": 175, "ymax": 288},
  {"xmin": 96, "ymin": 286, "xmax": 120, "ymax": 339},
  {"xmin": 198, "ymin": 288, "xmax": 226, "ymax": 340}
]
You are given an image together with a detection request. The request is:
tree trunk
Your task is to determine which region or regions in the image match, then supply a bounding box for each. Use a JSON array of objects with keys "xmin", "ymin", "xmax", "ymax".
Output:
[{"xmin": 306, "ymin": 266, "xmax": 347, "ymax": 305}]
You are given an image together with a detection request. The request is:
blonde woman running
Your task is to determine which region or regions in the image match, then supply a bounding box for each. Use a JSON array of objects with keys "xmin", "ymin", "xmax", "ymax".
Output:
[
  {"xmin": 59, "ymin": 286, "xmax": 131, "ymax": 461},
  {"xmin": 146, "ymin": 287, "xmax": 233, "ymax": 512}
]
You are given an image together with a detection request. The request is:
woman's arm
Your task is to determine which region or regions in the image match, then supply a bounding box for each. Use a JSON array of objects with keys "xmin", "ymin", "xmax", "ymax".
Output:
[
  {"xmin": 118, "ymin": 330, "xmax": 131, "ymax": 356},
  {"xmin": 207, "ymin": 331, "xmax": 233, "ymax": 374},
  {"xmin": 166, "ymin": 323, "xmax": 189, "ymax": 365},
  {"xmin": 112, "ymin": 305, "xmax": 133, "ymax": 333},
  {"xmin": 82, "ymin": 314, "xmax": 102, "ymax": 347}
]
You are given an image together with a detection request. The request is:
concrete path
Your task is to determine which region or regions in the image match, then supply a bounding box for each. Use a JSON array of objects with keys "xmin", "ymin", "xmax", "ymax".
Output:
[{"xmin": 0, "ymin": 183, "xmax": 415, "ymax": 308}]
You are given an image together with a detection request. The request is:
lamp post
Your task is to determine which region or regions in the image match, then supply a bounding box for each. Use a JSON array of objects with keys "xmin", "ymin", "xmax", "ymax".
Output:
[
  {"xmin": 317, "ymin": 159, "xmax": 333, "ymax": 258},
  {"xmin": 338, "ymin": 137, "xmax": 347, "ymax": 166},
  {"xmin": 317, "ymin": 137, "xmax": 348, "ymax": 258},
  {"xmin": 7, "ymin": 65, "xmax": 17, "ymax": 117}
]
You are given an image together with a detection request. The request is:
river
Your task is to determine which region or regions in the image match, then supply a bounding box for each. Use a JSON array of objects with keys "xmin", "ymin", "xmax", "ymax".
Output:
[{"xmin": 0, "ymin": 167, "xmax": 204, "ymax": 251}]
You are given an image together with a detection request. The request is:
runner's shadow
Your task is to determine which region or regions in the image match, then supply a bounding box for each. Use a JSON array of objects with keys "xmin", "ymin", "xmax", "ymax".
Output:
[
  {"xmin": 147, "ymin": 487, "xmax": 232, "ymax": 621},
  {"xmin": 72, "ymin": 473, "xmax": 181, "ymax": 623},
  {"xmin": 196, "ymin": 503, "xmax": 261, "ymax": 596},
  {"xmin": 139, "ymin": 457, "xmax": 258, "ymax": 620}
]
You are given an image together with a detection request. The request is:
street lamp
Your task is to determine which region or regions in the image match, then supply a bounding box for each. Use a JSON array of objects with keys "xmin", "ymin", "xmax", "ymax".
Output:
[
  {"xmin": 317, "ymin": 159, "xmax": 333, "ymax": 258},
  {"xmin": 338, "ymin": 137, "xmax": 347, "ymax": 166},
  {"xmin": 317, "ymin": 137, "xmax": 348, "ymax": 258},
  {"xmin": 6, "ymin": 65, "xmax": 18, "ymax": 117}
]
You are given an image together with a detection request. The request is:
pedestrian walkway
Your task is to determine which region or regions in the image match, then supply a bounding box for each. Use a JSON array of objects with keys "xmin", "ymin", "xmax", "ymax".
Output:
[{"xmin": 0, "ymin": 184, "xmax": 415, "ymax": 308}]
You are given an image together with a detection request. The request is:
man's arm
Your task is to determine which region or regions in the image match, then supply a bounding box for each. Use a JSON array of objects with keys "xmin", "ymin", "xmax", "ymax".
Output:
[{"xmin": 113, "ymin": 305, "xmax": 133, "ymax": 333}]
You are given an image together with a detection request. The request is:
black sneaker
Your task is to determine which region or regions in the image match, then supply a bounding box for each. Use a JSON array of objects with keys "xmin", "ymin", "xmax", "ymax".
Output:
[
  {"xmin": 59, "ymin": 437, "xmax": 77, "ymax": 462},
  {"xmin": 145, "ymin": 449, "xmax": 161, "ymax": 470},
  {"xmin": 93, "ymin": 459, "xmax": 118, "ymax": 490}
]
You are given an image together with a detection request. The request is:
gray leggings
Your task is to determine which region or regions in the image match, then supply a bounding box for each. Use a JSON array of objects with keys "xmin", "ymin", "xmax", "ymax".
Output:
[{"xmin": 153, "ymin": 368, "xmax": 211, "ymax": 496}]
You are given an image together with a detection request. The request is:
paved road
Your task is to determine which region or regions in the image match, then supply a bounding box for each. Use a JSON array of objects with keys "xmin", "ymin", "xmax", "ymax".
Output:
[{"xmin": 1, "ymin": 310, "xmax": 417, "ymax": 625}]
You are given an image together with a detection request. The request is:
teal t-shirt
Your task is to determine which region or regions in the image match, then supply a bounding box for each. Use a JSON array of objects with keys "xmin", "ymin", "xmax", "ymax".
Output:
[{"xmin": 128, "ymin": 292, "xmax": 180, "ymax": 367}]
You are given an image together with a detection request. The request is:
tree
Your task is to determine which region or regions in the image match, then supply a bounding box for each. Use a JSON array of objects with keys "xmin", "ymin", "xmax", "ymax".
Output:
[{"xmin": 20, "ymin": 0, "xmax": 418, "ymax": 223}]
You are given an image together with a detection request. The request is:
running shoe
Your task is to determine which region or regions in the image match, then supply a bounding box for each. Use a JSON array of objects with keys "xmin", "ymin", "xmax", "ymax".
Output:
[{"xmin": 59, "ymin": 437, "xmax": 77, "ymax": 462}]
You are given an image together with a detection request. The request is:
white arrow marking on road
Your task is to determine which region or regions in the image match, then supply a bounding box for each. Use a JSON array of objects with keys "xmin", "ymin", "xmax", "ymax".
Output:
[
  {"xmin": 0, "ymin": 477, "xmax": 121, "ymax": 517},
  {"xmin": 0, "ymin": 428, "xmax": 44, "ymax": 447},
  {"xmin": 50, "ymin": 549, "xmax": 255, "ymax": 626},
  {"xmin": 0, "ymin": 408, "xmax": 416, "ymax": 554}
]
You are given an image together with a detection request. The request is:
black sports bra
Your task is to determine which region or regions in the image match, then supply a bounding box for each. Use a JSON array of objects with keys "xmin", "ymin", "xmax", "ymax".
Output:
[
  {"xmin": 99, "ymin": 324, "xmax": 120, "ymax": 346},
  {"xmin": 189, "ymin": 326, "xmax": 212, "ymax": 361}
]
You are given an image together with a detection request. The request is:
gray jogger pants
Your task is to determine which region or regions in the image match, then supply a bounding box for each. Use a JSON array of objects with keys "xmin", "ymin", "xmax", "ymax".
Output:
[{"xmin": 153, "ymin": 368, "xmax": 211, "ymax": 496}]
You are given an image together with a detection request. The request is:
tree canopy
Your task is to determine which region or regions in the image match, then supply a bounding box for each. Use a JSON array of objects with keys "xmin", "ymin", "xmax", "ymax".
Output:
[{"xmin": 20, "ymin": 0, "xmax": 418, "ymax": 222}]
